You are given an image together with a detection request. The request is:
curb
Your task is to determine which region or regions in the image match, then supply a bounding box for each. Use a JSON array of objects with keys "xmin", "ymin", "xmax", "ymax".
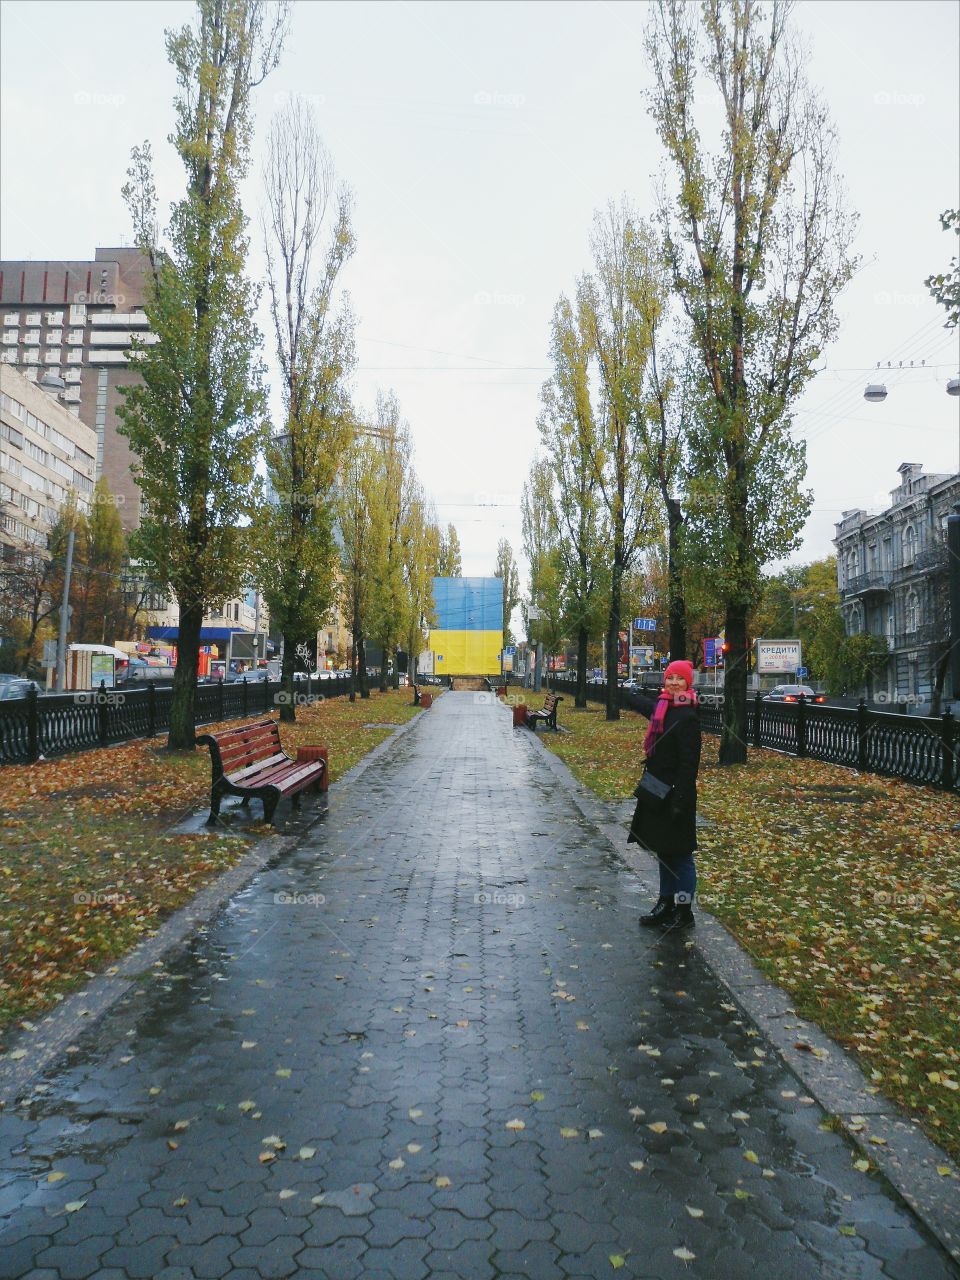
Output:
[
  {"xmin": 512, "ymin": 703, "xmax": 960, "ymax": 1266},
  {"xmin": 0, "ymin": 704, "xmax": 426, "ymax": 1108}
]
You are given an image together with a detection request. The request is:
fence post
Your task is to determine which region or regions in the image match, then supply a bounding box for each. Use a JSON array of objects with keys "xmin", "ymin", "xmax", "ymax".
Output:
[
  {"xmin": 242, "ymin": 677, "xmax": 248, "ymax": 717},
  {"xmin": 796, "ymin": 693, "xmax": 807, "ymax": 758},
  {"xmin": 27, "ymin": 683, "xmax": 39, "ymax": 763},
  {"xmin": 857, "ymin": 699, "xmax": 868, "ymax": 772},
  {"xmin": 98, "ymin": 679, "xmax": 109, "ymax": 747},
  {"xmin": 147, "ymin": 682, "xmax": 156, "ymax": 739},
  {"xmin": 941, "ymin": 710, "xmax": 956, "ymax": 792},
  {"xmin": 753, "ymin": 691, "xmax": 763, "ymax": 748},
  {"xmin": 218, "ymin": 675, "xmax": 225, "ymax": 721}
]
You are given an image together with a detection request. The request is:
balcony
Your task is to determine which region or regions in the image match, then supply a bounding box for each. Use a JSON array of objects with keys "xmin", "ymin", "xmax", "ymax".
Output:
[
  {"xmin": 908, "ymin": 544, "xmax": 950, "ymax": 575},
  {"xmin": 842, "ymin": 571, "xmax": 890, "ymax": 597},
  {"xmin": 892, "ymin": 624, "xmax": 945, "ymax": 650}
]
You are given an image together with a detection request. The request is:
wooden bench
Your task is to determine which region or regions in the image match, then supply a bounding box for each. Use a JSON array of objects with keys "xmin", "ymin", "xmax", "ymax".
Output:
[
  {"xmin": 197, "ymin": 718, "xmax": 327, "ymax": 825},
  {"xmin": 526, "ymin": 691, "xmax": 563, "ymax": 732}
]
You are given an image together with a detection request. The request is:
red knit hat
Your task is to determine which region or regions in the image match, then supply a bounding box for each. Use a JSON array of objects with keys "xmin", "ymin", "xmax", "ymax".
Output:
[{"xmin": 663, "ymin": 659, "xmax": 695, "ymax": 688}]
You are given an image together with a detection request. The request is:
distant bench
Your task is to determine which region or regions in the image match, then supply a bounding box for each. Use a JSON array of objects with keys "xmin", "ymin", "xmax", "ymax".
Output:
[
  {"xmin": 526, "ymin": 691, "xmax": 563, "ymax": 732},
  {"xmin": 197, "ymin": 718, "xmax": 327, "ymax": 825}
]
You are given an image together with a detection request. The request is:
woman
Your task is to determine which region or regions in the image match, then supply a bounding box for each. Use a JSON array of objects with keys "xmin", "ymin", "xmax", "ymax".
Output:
[{"xmin": 626, "ymin": 659, "xmax": 702, "ymax": 930}]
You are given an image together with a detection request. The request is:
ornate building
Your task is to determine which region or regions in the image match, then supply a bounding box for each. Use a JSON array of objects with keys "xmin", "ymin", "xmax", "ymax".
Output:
[{"xmin": 834, "ymin": 462, "xmax": 958, "ymax": 708}]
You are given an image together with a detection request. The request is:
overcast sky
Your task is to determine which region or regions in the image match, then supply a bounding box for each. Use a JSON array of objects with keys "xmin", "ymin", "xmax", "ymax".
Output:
[{"xmin": 2, "ymin": 0, "xmax": 958, "ymax": 586}]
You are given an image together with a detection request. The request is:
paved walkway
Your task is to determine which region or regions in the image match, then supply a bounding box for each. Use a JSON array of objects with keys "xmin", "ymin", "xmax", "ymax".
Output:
[{"xmin": 1, "ymin": 692, "xmax": 956, "ymax": 1280}]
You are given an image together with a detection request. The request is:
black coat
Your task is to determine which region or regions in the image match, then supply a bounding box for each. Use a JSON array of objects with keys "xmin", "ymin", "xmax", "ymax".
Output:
[{"xmin": 626, "ymin": 692, "xmax": 702, "ymax": 860}]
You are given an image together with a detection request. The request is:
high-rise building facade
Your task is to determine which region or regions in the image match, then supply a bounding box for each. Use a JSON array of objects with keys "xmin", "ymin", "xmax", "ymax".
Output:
[
  {"xmin": 0, "ymin": 246, "xmax": 151, "ymax": 528},
  {"xmin": 1, "ymin": 365, "xmax": 97, "ymax": 558}
]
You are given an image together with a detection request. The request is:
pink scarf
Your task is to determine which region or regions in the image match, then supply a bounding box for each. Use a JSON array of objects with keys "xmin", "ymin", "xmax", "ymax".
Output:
[{"xmin": 643, "ymin": 687, "xmax": 699, "ymax": 757}]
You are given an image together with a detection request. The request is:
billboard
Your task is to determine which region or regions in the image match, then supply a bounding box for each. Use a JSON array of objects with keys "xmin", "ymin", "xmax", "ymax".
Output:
[
  {"xmin": 429, "ymin": 577, "xmax": 503, "ymax": 675},
  {"xmin": 756, "ymin": 639, "xmax": 802, "ymax": 674}
]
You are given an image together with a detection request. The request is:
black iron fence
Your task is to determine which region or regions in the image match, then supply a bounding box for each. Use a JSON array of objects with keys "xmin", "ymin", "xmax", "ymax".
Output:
[
  {"xmin": 0, "ymin": 676, "xmax": 356, "ymax": 765},
  {"xmin": 549, "ymin": 678, "xmax": 959, "ymax": 793}
]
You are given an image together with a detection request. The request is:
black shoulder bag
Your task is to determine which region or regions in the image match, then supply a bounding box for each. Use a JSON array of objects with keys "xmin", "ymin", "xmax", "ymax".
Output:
[{"xmin": 633, "ymin": 769, "xmax": 672, "ymax": 807}]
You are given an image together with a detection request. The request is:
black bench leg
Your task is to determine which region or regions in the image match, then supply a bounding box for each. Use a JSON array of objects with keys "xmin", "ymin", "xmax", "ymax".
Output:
[
  {"xmin": 240, "ymin": 795, "xmax": 251, "ymax": 807},
  {"xmin": 207, "ymin": 784, "xmax": 224, "ymax": 825},
  {"xmin": 291, "ymin": 792, "xmax": 301, "ymax": 810},
  {"xmin": 263, "ymin": 794, "xmax": 280, "ymax": 825}
]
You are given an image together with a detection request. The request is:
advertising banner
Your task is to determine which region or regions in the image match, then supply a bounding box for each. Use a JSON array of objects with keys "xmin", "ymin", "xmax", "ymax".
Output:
[{"xmin": 756, "ymin": 639, "xmax": 802, "ymax": 674}]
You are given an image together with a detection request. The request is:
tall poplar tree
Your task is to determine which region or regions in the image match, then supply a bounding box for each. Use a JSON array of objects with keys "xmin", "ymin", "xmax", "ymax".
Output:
[
  {"xmin": 253, "ymin": 96, "xmax": 356, "ymax": 721},
  {"xmin": 119, "ymin": 0, "xmax": 288, "ymax": 748},
  {"xmin": 646, "ymin": 0, "xmax": 858, "ymax": 763}
]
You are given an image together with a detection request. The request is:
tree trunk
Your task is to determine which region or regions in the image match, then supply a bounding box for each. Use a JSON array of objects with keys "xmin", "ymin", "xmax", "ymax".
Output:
[
  {"xmin": 576, "ymin": 625, "xmax": 588, "ymax": 708},
  {"xmin": 168, "ymin": 600, "xmax": 202, "ymax": 749},
  {"xmin": 357, "ymin": 631, "xmax": 369, "ymax": 699},
  {"xmin": 349, "ymin": 632, "xmax": 357, "ymax": 703},
  {"xmin": 605, "ymin": 564, "xmax": 622, "ymax": 721},
  {"xmin": 719, "ymin": 602, "xmax": 749, "ymax": 765},
  {"xmin": 279, "ymin": 630, "xmax": 297, "ymax": 722},
  {"xmin": 666, "ymin": 497, "xmax": 686, "ymax": 662}
]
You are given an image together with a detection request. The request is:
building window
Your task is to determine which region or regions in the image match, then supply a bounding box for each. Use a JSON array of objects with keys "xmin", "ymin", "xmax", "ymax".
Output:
[
  {"xmin": 67, "ymin": 330, "xmax": 84, "ymax": 345},
  {"xmin": 3, "ymin": 314, "xmax": 18, "ymax": 326},
  {"xmin": 45, "ymin": 311, "xmax": 64, "ymax": 325},
  {"xmin": 22, "ymin": 349, "xmax": 40, "ymax": 364},
  {"xmin": 69, "ymin": 304, "xmax": 87, "ymax": 325},
  {"xmin": 1, "ymin": 393, "xmax": 25, "ymax": 420},
  {"xmin": 905, "ymin": 592, "xmax": 919, "ymax": 633},
  {"xmin": 26, "ymin": 441, "xmax": 47, "ymax": 465},
  {"xmin": 24, "ymin": 330, "xmax": 40, "ymax": 345},
  {"xmin": 903, "ymin": 525, "xmax": 916, "ymax": 565},
  {"xmin": 0, "ymin": 351, "xmax": 16, "ymax": 365},
  {"xmin": 66, "ymin": 350, "xmax": 83, "ymax": 364},
  {"xmin": 46, "ymin": 329, "xmax": 62, "ymax": 344},
  {"xmin": 44, "ymin": 352, "xmax": 61, "ymax": 364},
  {"xmin": 24, "ymin": 312, "xmax": 41, "ymax": 326},
  {"xmin": 2, "ymin": 332, "xmax": 18, "ymax": 345}
]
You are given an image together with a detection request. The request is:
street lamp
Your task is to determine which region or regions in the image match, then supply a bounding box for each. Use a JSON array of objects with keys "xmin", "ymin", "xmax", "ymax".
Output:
[{"xmin": 863, "ymin": 383, "xmax": 888, "ymax": 403}]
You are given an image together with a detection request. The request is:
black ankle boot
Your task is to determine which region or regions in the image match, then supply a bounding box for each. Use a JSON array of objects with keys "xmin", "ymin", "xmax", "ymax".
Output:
[
  {"xmin": 664, "ymin": 898, "xmax": 695, "ymax": 930},
  {"xmin": 639, "ymin": 896, "xmax": 676, "ymax": 928}
]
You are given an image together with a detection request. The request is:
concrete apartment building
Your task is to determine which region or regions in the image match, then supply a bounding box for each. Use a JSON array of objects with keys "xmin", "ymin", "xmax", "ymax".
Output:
[
  {"xmin": 834, "ymin": 462, "xmax": 959, "ymax": 708},
  {"xmin": 0, "ymin": 246, "xmax": 151, "ymax": 528},
  {"xmin": 0, "ymin": 364, "xmax": 97, "ymax": 557}
]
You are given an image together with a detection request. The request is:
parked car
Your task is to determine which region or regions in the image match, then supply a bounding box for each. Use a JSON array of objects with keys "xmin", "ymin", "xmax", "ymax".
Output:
[
  {"xmin": 0, "ymin": 674, "xmax": 41, "ymax": 700},
  {"xmin": 116, "ymin": 659, "xmax": 177, "ymax": 689},
  {"xmin": 762, "ymin": 684, "xmax": 826, "ymax": 704}
]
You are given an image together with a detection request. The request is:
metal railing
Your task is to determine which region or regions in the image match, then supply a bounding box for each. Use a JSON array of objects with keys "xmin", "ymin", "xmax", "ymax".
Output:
[
  {"xmin": 0, "ymin": 675, "xmax": 356, "ymax": 765},
  {"xmin": 549, "ymin": 678, "xmax": 958, "ymax": 793}
]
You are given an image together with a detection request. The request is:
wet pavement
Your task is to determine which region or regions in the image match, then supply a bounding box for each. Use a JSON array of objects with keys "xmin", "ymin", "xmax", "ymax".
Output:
[{"xmin": 1, "ymin": 691, "xmax": 956, "ymax": 1279}]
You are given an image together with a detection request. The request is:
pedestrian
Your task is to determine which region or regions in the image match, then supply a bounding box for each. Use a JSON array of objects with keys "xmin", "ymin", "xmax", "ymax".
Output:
[{"xmin": 626, "ymin": 659, "xmax": 702, "ymax": 931}]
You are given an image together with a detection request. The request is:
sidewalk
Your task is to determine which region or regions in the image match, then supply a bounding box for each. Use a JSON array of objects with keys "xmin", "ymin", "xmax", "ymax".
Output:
[{"xmin": 0, "ymin": 691, "xmax": 956, "ymax": 1279}]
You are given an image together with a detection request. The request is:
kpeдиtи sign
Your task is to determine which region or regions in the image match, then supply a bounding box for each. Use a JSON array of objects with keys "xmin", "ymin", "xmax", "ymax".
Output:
[{"xmin": 756, "ymin": 639, "xmax": 802, "ymax": 675}]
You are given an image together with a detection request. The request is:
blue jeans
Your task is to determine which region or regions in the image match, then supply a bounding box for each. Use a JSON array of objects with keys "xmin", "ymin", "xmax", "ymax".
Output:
[{"xmin": 658, "ymin": 855, "xmax": 696, "ymax": 902}]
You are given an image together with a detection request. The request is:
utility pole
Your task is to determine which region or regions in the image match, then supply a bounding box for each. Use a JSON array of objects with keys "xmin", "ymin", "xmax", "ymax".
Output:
[{"xmin": 55, "ymin": 529, "xmax": 75, "ymax": 692}]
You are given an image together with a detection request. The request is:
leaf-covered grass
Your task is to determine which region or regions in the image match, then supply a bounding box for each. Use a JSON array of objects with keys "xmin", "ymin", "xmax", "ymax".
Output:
[
  {"xmin": 538, "ymin": 700, "xmax": 960, "ymax": 1158},
  {"xmin": 0, "ymin": 689, "xmax": 420, "ymax": 1037}
]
